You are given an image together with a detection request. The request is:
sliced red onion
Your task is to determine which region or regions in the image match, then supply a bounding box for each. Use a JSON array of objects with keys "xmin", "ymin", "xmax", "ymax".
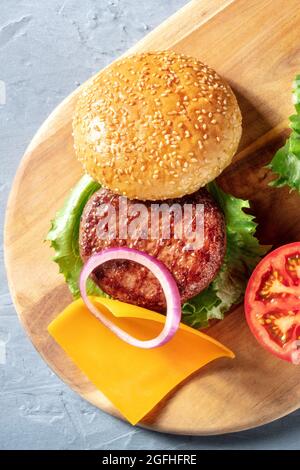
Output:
[{"xmin": 79, "ymin": 247, "xmax": 182, "ymax": 349}]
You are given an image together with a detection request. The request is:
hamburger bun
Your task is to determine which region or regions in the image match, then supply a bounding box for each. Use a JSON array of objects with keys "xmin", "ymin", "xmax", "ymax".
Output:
[{"xmin": 73, "ymin": 51, "xmax": 242, "ymax": 200}]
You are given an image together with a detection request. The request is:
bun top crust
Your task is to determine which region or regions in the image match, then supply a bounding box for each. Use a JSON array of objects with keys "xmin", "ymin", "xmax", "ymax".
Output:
[{"xmin": 73, "ymin": 51, "xmax": 242, "ymax": 200}]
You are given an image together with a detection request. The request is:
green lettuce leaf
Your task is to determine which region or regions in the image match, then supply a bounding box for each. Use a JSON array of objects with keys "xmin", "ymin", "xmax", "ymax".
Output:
[
  {"xmin": 47, "ymin": 176, "xmax": 267, "ymax": 329},
  {"xmin": 268, "ymin": 75, "xmax": 300, "ymax": 192},
  {"xmin": 47, "ymin": 174, "xmax": 106, "ymax": 298},
  {"xmin": 182, "ymin": 182, "xmax": 268, "ymax": 329}
]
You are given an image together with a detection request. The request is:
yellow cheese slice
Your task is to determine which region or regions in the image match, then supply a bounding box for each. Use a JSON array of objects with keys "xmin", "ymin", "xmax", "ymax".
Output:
[{"xmin": 48, "ymin": 297, "xmax": 234, "ymax": 425}]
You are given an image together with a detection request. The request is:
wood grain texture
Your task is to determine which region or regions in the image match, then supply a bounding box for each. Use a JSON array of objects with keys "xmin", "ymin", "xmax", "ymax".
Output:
[{"xmin": 4, "ymin": 0, "xmax": 300, "ymax": 435}]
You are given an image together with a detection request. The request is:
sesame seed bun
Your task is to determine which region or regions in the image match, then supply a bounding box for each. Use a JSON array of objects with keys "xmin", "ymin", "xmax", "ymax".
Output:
[{"xmin": 73, "ymin": 51, "xmax": 242, "ymax": 200}]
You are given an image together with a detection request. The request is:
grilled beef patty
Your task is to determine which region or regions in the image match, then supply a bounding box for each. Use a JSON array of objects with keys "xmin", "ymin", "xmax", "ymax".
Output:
[{"xmin": 79, "ymin": 187, "xmax": 226, "ymax": 312}]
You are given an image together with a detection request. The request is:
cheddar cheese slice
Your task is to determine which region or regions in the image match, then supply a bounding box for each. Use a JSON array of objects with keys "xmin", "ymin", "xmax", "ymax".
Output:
[{"xmin": 48, "ymin": 297, "xmax": 234, "ymax": 425}]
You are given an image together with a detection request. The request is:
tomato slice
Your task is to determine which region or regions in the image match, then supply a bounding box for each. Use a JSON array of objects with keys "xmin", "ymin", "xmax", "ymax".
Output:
[{"xmin": 244, "ymin": 242, "xmax": 300, "ymax": 364}]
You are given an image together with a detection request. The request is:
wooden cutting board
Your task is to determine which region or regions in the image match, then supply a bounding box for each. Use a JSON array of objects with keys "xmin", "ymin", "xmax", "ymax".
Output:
[{"xmin": 4, "ymin": 0, "xmax": 300, "ymax": 435}]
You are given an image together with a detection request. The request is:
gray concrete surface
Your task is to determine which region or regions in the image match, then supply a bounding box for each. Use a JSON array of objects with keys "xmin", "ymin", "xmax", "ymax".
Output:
[{"xmin": 0, "ymin": 0, "xmax": 299, "ymax": 450}]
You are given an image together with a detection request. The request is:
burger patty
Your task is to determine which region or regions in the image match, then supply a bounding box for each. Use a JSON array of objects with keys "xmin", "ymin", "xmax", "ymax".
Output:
[{"xmin": 79, "ymin": 188, "xmax": 226, "ymax": 312}]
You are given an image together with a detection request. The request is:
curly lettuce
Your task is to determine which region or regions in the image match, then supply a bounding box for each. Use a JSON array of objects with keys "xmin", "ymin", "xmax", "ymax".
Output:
[
  {"xmin": 47, "ymin": 174, "xmax": 105, "ymax": 298},
  {"xmin": 47, "ymin": 177, "xmax": 268, "ymax": 329},
  {"xmin": 182, "ymin": 182, "xmax": 268, "ymax": 328},
  {"xmin": 267, "ymin": 75, "xmax": 300, "ymax": 192}
]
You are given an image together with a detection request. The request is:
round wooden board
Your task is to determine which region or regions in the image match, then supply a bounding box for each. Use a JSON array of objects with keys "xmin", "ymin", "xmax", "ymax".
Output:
[{"xmin": 4, "ymin": 0, "xmax": 300, "ymax": 435}]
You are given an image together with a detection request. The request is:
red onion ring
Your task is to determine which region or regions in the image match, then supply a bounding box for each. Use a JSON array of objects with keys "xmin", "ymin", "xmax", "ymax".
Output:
[{"xmin": 79, "ymin": 247, "xmax": 182, "ymax": 349}]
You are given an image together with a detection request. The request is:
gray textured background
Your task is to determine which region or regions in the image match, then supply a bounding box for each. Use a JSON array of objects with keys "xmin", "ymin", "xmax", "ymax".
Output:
[{"xmin": 1, "ymin": 0, "xmax": 299, "ymax": 450}]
